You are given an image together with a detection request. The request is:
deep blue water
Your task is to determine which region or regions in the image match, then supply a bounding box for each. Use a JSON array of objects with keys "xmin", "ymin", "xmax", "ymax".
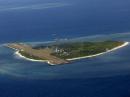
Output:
[
  {"xmin": 0, "ymin": 0, "xmax": 130, "ymax": 97},
  {"xmin": 0, "ymin": 0, "xmax": 130, "ymax": 43}
]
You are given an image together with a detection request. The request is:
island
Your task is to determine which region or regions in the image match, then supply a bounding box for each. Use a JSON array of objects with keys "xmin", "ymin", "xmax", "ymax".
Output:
[{"xmin": 6, "ymin": 40, "xmax": 129, "ymax": 65}]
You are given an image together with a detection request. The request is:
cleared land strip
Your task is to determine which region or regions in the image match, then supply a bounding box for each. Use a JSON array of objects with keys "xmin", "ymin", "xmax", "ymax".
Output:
[{"xmin": 7, "ymin": 43, "xmax": 69, "ymax": 65}]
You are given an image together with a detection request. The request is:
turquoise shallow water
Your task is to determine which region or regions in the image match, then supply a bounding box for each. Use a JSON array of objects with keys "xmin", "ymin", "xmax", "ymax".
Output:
[
  {"xmin": 0, "ymin": 34, "xmax": 130, "ymax": 97},
  {"xmin": 0, "ymin": 33, "xmax": 130, "ymax": 80},
  {"xmin": 0, "ymin": 33, "xmax": 130, "ymax": 97}
]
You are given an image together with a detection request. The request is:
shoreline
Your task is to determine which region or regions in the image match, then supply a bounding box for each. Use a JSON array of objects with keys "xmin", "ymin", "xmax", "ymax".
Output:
[
  {"xmin": 15, "ymin": 51, "xmax": 55, "ymax": 65},
  {"xmin": 14, "ymin": 42, "xmax": 129, "ymax": 65},
  {"xmin": 67, "ymin": 42, "xmax": 129, "ymax": 61}
]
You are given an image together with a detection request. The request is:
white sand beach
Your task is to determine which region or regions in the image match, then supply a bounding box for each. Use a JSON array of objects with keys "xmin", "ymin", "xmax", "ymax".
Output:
[
  {"xmin": 67, "ymin": 42, "xmax": 129, "ymax": 61},
  {"xmin": 15, "ymin": 51, "xmax": 55, "ymax": 65}
]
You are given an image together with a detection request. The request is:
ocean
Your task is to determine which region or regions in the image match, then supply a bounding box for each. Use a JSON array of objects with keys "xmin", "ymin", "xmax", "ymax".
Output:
[{"xmin": 0, "ymin": 0, "xmax": 130, "ymax": 97}]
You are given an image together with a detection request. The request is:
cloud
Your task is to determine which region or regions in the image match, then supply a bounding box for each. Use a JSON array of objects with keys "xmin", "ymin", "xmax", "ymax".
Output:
[{"xmin": 0, "ymin": 2, "xmax": 70, "ymax": 12}]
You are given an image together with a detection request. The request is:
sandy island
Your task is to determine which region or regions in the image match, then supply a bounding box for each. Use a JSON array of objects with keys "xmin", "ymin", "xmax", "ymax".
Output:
[{"xmin": 6, "ymin": 42, "xmax": 129, "ymax": 65}]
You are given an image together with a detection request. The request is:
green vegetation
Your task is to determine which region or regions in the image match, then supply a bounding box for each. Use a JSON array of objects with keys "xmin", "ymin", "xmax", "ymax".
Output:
[
  {"xmin": 50, "ymin": 41, "xmax": 124, "ymax": 59},
  {"xmin": 19, "ymin": 40, "xmax": 124, "ymax": 60}
]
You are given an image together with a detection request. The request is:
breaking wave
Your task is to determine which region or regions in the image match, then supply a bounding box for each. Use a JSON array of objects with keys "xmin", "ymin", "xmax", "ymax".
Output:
[{"xmin": 0, "ymin": 2, "xmax": 70, "ymax": 12}]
